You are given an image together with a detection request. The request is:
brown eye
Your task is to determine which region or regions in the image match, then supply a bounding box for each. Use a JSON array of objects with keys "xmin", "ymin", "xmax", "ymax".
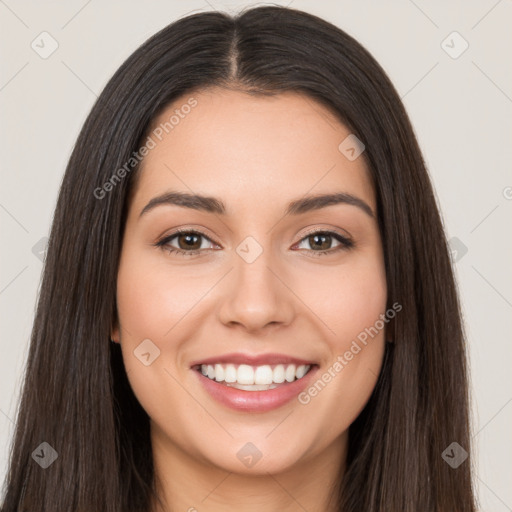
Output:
[
  {"xmin": 155, "ymin": 230, "xmax": 216, "ymax": 256},
  {"xmin": 307, "ymin": 233, "xmax": 333, "ymax": 251},
  {"xmin": 295, "ymin": 230, "xmax": 354, "ymax": 255},
  {"xmin": 176, "ymin": 232, "xmax": 202, "ymax": 251}
]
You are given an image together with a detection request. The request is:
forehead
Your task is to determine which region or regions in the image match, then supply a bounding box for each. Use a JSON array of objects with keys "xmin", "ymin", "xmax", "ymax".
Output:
[{"xmin": 132, "ymin": 88, "xmax": 374, "ymax": 216}]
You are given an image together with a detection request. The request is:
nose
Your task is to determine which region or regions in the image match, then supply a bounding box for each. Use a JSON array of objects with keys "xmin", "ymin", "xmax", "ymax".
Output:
[{"xmin": 217, "ymin": 244, "xmax": 296, "ymax": 333}]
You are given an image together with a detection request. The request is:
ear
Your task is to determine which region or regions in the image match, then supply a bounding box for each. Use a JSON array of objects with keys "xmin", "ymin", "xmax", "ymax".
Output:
[
  {"xmin": 110, "ymin": 301, "xmax": 120, "ymax": 343},
  {"xmin": 110, "ymin": 323, "xmax": 120, "ymax": 343},
  {"xmin": 110, "ymin": 306, "xmax": 120, "ymax": 343}
]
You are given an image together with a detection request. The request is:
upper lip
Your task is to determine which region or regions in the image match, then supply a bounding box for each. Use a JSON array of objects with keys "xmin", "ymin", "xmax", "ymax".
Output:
[{"xmin": 190, "ymin": 352, "xmax": 317, "ymax": 368}]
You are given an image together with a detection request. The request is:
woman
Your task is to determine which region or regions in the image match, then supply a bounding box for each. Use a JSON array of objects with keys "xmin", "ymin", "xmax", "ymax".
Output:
[{"xmin": 1, "ymin": 5, "xmax": 477, "ymax": 511}]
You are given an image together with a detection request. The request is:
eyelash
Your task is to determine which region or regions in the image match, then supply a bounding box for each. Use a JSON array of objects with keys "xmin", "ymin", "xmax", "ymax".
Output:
[{"xmin": 155, "ymin": 228, "xmax": 354, "ymax": 257}]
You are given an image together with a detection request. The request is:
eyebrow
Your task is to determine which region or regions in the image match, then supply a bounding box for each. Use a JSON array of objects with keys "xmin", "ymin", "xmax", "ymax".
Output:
[{"xmin": 139, "ymin": 190, "xmax": 375, "ymax": 219}]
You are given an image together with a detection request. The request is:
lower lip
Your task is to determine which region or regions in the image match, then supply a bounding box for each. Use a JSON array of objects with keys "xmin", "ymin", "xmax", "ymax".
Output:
[{"xmin": 193, "ymin": 366, "xmax": 319, "ymax": 412}]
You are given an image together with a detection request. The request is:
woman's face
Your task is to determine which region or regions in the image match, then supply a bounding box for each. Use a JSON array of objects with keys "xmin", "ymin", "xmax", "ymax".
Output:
[{"xmin": 112, "ymin": 88, "xmax": 388, "ymax": 475}]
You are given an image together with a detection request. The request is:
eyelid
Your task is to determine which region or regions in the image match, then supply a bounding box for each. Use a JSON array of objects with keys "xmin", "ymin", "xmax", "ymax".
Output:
[
  {"xmin": 156, "ymin": 226, "xmax": 219, "ymax": 244},
  {"xmin": 157, "ymin": 225, "xmax": 352, "ymax": 244},
  {"xmin": 156, "ymin": 227, "xmax": 219, "ymax": 250},
  {"xmin": 155, "ymin": 225, "xmax": 354, "ymax": 256},
  {"xmin": 298, "ymin": 225, "xmax": 352, "ymax": 241},
  {"xmin": 292, "ymin": 227, "xmax": 354, "ymax": 255}
]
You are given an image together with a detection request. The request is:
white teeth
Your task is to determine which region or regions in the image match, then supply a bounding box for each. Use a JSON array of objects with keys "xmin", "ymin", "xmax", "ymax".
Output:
[
  {"xmin": 237, "ymin": 364, "xmax": 254, "ymax": 385},
  {"xmin": 296, "ymin": 365, "xmax": 308, "ymax": 379},
  {"xmin": 214, "ymin": 364, "xmax": 225, "ymax": 382},
  {"xmin": 224, "ymin": 364, "xmax": 237, "ymax": 383},
  {"xmin": 285, "ymin": 364, "xmax": 296, "ymax": 382},
  {"xmin": 273, "ymin": 364, "xmax": 285, "ymax": 383},
  {"xmin": 226, "ymin": 383, "xmax": 279, "ymax": 391},
  {"xmin": 198, "ymin": 362, "xmax": 312, "ymax": 387},
  {"xmin": 254, "ymin": 365, "xmax": 273, "ymax": 385}
]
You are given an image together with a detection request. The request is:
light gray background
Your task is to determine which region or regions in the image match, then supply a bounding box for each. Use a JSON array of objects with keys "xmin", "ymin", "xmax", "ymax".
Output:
[{"xmin": 1, "ymin": 0, "xmax": 511, "ymax": 509}]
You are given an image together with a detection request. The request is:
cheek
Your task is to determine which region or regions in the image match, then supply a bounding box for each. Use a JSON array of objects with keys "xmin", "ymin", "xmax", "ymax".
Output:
[
  {"xmin": 305, "ymin": 254, "xmax": 388, "ymax": 344},
  {"xmin": 114, "ymin": 251, "xmax": 194, "ymax": 427},
  {"xmin": 114, "ymin": 248, "xmax": 187, "ymax": 395},
  {"xmin": 294, "ymin": 255, "xmax": 387, "ymax": 435},
  {"xmin": 330, "ymin": 260, "xmax": 388, "ymax": 381},
  {"xmin": 115, "ymin": 249, "xmax": 201, "ymax": 341}
]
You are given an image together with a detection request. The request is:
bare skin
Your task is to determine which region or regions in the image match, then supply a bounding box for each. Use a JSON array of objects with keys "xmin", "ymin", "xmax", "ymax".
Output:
[{"xmin": 111, "ymin": 87, "xmax": 388, "ymax": 511}]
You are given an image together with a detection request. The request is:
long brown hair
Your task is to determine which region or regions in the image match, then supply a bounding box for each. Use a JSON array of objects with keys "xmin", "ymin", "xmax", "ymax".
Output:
[{"xmin": 1, "ymin": 6, "xmax": 477, "ymax": 511}]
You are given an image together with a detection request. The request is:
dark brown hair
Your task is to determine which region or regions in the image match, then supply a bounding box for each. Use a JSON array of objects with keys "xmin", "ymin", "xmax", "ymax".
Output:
[{"xmin": 1, "ymin": 5, "xmax": 477, "ymax": 511}]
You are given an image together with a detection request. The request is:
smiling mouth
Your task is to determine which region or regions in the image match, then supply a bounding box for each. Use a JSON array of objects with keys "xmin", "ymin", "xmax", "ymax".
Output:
[{"xmin": 193, "ymin": 363, "xmax": 314, "ymax": 391}]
